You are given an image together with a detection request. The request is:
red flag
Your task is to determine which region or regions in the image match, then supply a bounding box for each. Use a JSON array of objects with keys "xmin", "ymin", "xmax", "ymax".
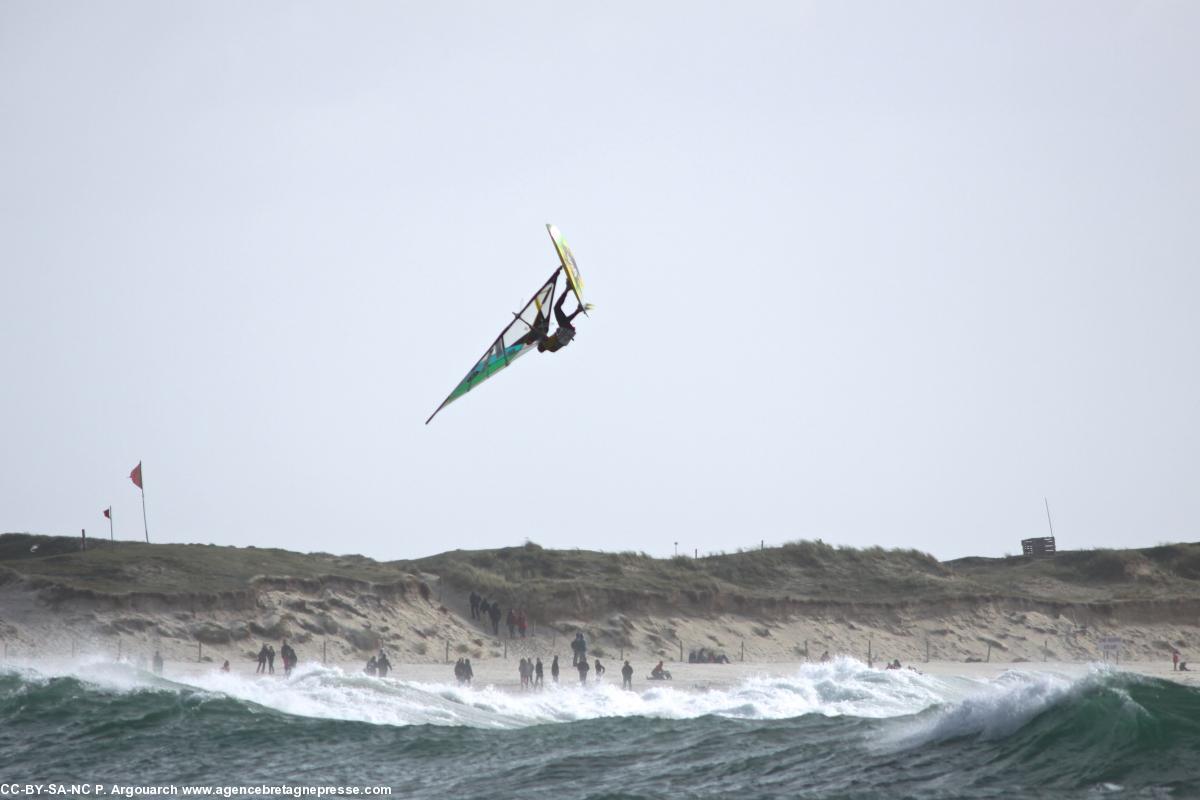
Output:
[
  {"xmin": 103, "ymin": 507, "xmax": 111, "ymax": 519},
  {"xmin": 130, "ymin": 462, "xmax": 143, "ymax": 489}
]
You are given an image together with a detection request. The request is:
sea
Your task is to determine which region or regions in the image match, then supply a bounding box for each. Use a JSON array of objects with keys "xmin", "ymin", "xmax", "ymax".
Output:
[{"xmin": 1, "ymin": 658, "xmax": 1198, "ymax": 799}]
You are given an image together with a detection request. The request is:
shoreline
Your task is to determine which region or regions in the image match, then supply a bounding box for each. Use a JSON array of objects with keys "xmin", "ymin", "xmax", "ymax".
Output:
[{"xmin": 5, "ymin": 654, "xmax": 1198, "ymax": 691}]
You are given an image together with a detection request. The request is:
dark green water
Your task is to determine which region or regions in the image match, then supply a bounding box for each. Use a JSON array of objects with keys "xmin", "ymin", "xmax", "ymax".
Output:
[{"xmin": 2, "ymin": 662, "xmax": 1197, "ymax": 798}]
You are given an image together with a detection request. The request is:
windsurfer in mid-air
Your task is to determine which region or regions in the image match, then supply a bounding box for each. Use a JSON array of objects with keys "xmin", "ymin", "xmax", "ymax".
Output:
[{"xmin": 518, "ymin": 273, "xmax": 587, "ymax": 354}]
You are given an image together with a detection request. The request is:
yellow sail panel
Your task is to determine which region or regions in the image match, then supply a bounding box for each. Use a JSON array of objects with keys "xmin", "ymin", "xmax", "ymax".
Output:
[{"xmin": 547, "ymin": 224, "xmax": 584, "ymax": 308}]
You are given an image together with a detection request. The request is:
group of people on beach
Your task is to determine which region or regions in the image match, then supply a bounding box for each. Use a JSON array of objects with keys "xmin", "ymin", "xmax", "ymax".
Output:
[
  {"xmin": 364, "ymin": 650, "xmax": 392, "ymax": 677},
  {"xmin": 468, "ymin": 591, "xmax": 535, "ymax": 639},
  {"xmin": 467, "ymin": 591, "xmax": 505, "ymax": 636},
  {"xmin": 454, "ymin": 657, "xmax": 474, "ymax": 684},
  {"xmin": 511, "ymin": 654, "xmax": 637, "ymax": 689},
  {"xmin": 256, "ymin": 640, "xmax": 298, "ymax": 676}
]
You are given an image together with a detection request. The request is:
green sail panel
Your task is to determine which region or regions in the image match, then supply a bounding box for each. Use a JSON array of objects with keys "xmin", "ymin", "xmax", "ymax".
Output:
[{"xmin": 426, "ymin": 271, "xmax": 557, "ymax": 424}]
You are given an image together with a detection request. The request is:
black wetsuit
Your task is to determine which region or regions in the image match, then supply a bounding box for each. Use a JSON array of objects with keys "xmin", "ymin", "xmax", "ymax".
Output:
[{"xmin": 536, "ymin": 288, "xmax": 585, "ymax": 353}]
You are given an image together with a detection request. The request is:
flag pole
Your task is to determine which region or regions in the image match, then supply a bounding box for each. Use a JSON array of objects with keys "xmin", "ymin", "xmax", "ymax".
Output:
[{"xmin": 141, "ymin": 469, "xmax": 150, "ymax": 544}]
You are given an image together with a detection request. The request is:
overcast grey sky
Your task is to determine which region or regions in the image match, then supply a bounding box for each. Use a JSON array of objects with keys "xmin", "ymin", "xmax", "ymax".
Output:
[{"xmin": 2, "ymin": 1, "xmax": 1197, "ymax": 561}]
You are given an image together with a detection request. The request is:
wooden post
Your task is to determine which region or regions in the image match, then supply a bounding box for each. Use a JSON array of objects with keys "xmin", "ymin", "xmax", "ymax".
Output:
[
  {"xmin": 323, "ymin": 641, "xmax": 328, "ymax": 665},
  {"xmin": 867, "ymin": 638, "xmax": 872, "ymax": 668},
  {"xmin": 1044, "ymin": 639, "xmax": 1048, "ymax": 661},
  {"xmin": 445, "ymin": 641, "xmax": 450, "ymax": 664},
  {"xmin": 740, "ymin": 640, "xmax": 745, "ymax": 662},
  {"xmin": 679, "ymin": 641, "xmax": 683, "ymax": 662},
  {"xmin": 804, "ymin": 639, "xmax": 809, "ymax": 660},
  {"xmin": 926, "ymin": 638, "xmax": 930, "ymax": 663},
  {"xmin": 986, "ymin": 643, "xmax": 992, "ymax": 663}
]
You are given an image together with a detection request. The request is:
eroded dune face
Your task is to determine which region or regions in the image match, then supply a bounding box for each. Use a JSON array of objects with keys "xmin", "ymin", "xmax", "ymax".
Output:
[{"xmin": 3, "ymin": 536, "xmax": 1200, "ymax": 670}]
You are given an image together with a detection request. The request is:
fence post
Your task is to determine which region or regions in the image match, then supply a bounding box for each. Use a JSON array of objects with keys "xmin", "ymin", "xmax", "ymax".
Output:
[
  {"xmin": 986, "ymin": 643, "xmax": 992, "ymax": 663},
  {"xmin": 323, "ymin": 641, "xmax": 328, "ymax": 665},
  {"xmin": 926, "ymin": 638, "xmax": 930, "ymax": 663},
  {"xmin": 445, "ymin": 641, "xmax": 450, "ymax": 664},
  {"xmin": 804, "ymin": 639, "xmax": 809, "ymax": 660},
  {"xmin": 1044, "ymin": 639, "xmax": 1048, "ymax": 662},
  {"xmin": 867, "ymin": 638, "xmax": 872, "ymax": 668},
  {"xmin": 679, "ymin": 641, "xmax": 683, "ymax": 662}
]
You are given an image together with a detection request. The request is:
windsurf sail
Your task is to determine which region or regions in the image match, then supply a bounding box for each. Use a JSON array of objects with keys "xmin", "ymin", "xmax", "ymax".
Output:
[
  {"xmin": 425, "ymin": 270, "xmax": 559, "ymax": 424},
  {"xmin": 547, "ymin": 224, "xmax": 587, "ymax": 313}
]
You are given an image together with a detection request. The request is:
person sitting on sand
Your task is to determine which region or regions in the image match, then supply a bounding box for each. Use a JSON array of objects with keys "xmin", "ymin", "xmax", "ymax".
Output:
[
  {"xmin": 820, "ymin": 651, "xmax": 831, "ymax": 663},
  {"xmin": 1181, "ymin": 661, "xmax": 1191, "ymax": 672},
  {"xmin": 650, "ymin": 661, "xmax": 670, "ymax": 680},
  {"xmin": 221, "ymin": 660, "xmax": 230, "ymax": 672},
  {"xmin": 886, "ymin": 660, "xmax": 901, "ymax": 670}
]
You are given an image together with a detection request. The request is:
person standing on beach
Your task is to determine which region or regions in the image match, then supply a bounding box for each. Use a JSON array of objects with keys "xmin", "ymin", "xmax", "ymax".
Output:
[
  {"xmin": 594, "ymin": 658, "xmax": 605, "ymax": 682},
  {"xmin": 152, "ymin": 650, "xmax": 163, "ymax": 675},
  {"xmin": 518, "ymin": 610, "xmax": 528, "ymax": 638},
  {"xmin": 489, "ymin": 604, "xmax": 502, "ymax": 636},
  {"xmin": 621, "ymin": 660, "xmax": 633, "ymax": 689},
  {"xmin": 377, "ymin": 650, "xmax": 391, "ymax": 678},
  {"xmin": 507, "ymin": 609, "xmax": 517, "ymax": 639},
  {"xmin": 571, "ymin": 632, "xmax": 588, "ymax": 666},
  {"xmin": 280, "ymin": 640, "xmax": 297, "ymax": 676},
  {"xmin": 577, "ymin": 656, "xmax": 590, "ymax": 685},
  {"xmin": 469, "ymin": 591, "xmax": 480, "ymax": 620},
  {"xmin": 534, "ymin": 657, "xmax": 544, "ymax": 688},
  {"xmin": 464, "ymin": 658, "xmax": 474, "ymax": 685},
  {"xmin": 256, "ymin": 644, "xmax": 269, "ymax": 674},
  {"xmin": 551, "ymin": 655, "xmax": 560, "ymax": 683},
  {"xmin": 1174, "ymin": 650, "xmax": 1181, "ymax": 671},
  {"xmin": 267, "ymin": 646, "xmax": 276, "ymax": 674}
]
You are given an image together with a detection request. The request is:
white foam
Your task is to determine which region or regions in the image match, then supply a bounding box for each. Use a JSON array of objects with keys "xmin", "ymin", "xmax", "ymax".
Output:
[
  {"xmin": 4, "ymin": 656, "xmax": 953, "ymax": 729},
  {"xmin": 885, "ymin": 665, "xmax": 1137, "ymax": 748}
]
